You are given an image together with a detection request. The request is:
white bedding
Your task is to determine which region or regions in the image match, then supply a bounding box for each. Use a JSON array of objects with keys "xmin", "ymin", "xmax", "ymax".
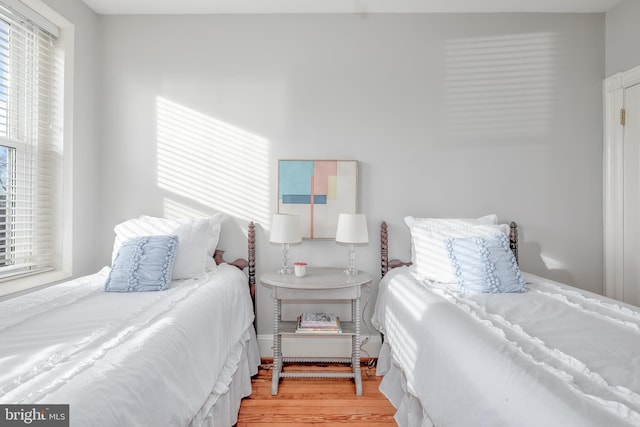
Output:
[
  {"xmin": 0, "ymin": 263, "xmax": 259, "ymax": 427},
  {"xmin": 372, "ymin": 267, "xmax": 640, "ymax": 427}
]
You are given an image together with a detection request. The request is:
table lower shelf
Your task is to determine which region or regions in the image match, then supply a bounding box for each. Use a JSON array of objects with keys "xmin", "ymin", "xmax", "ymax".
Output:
[
  {"xmin": 278, "ymin": 320, "xmax": 356, "ymax": 335},
  {"xmin": 272, "ymin": 356, "xmax": 363, "ymax": 395},
  {"xmin": 282, "ymin": 356, "xmax": 353, "ymax": 363},
  {"xmin": 280, "ymin": 370, "xmax": 355, "ymax": 378}
]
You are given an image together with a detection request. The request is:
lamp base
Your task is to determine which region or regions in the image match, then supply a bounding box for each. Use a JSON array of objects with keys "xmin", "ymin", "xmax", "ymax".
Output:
[
  {"xmin": 343, "ymin": 244, "xmax": 359, "ymax": 276},
  {"xmin": 344, "ymin": 268, "xmax": 358, "ymax": 276},
  {"xmin": 279, "ymin": 243, "xmax": 292, "ymax": 275},
  {"xmin": 278, "ymin": 267, "xmax": 293, "ymax": 275}
]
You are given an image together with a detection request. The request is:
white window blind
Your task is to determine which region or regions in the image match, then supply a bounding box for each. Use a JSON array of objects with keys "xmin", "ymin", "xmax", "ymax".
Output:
[{"xmin": 0, "ymin": 1, "xmax": 61, "ymax": 281}]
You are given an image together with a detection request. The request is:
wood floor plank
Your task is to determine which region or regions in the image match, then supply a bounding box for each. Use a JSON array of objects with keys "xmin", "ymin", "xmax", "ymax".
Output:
[{"xmin": 237, "ymin": 361, "xmax": 397, "ymax": 426}]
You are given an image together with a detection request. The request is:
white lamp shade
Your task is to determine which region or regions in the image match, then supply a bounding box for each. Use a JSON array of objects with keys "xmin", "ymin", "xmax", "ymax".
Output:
[
  {"xmin": 270, "ymin": 214, "xmax": 302, "ymax": 244},
  {"xmin": 335, "ymin": 213, "xmax": 369, "ymax": 244}
]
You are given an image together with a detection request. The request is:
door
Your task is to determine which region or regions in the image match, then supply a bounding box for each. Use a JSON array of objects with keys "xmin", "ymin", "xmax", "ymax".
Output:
[
  {"xmin": 623, "ymin": 83, "xmax": 640, "ymax": 306},
  {"xmin": 604, "ymin": 65, "xmax": 640, "ymax": 305}
]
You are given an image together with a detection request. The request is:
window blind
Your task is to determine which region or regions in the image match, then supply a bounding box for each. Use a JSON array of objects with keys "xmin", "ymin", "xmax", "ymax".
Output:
[{"xmin": 0, "ymin": 1, "xmax": 61, "ymax": 281}]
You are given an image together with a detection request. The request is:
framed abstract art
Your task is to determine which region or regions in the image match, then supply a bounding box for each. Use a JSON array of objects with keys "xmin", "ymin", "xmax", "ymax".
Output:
[{"xmin": 278, "ymin": 160, "xmax": 358, "ymax": 239}]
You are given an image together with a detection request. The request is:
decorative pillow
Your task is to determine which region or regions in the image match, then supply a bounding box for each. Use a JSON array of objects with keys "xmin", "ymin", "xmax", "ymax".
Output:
[
  {"xmin": 447, "ymin": 233, "xmax": 525, "ymax": 293},
  {"xmin": 112, "ymin": 216, "xmax": 211, "ymax": 279},
  {"xmin": 105, "ymin": 235, "xmax": 178, "ymax": 292},
  {"xmin": 405, "ymin": 214, "xmax": 507, "ymax": 283}
]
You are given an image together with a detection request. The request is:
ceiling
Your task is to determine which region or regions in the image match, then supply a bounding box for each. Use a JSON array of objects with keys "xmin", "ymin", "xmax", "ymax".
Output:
[{"xmin": 80, "ymin": 0, "xmax": 625, "ymax": 15}]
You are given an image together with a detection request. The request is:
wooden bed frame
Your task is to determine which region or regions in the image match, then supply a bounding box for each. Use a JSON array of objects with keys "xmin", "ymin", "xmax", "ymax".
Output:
[{"xmin": 380, "ymin": 220, "xmax": 519, "ymax": 278}]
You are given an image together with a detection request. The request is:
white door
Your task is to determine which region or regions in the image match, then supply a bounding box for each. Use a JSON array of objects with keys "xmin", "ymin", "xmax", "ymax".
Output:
[
  {"xmin": 604, "ymin": 65, "xmax": 640, "ymax": 305},
  {"xmin": 623, "ymin": 83, "xmax": 640, "ymax": 306}
]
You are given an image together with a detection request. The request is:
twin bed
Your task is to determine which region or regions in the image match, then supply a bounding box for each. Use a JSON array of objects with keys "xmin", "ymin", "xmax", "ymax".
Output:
[
  {"xmin": 373, "ymin": 216, "xmax": 640, "ymax": 427},
  {"xmin": 0, "ymin": 215, "xmax": 260, "ymax": 427}
]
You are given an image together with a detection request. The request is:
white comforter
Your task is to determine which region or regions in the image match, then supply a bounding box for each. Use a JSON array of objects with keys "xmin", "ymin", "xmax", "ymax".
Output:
[
  {"xmin": 0, "ymin": 264, "xmax": 256, "ymax": 427},
  {"xmin": 372, "ymin": 267, "xmax": 640, "ymax": 427}
]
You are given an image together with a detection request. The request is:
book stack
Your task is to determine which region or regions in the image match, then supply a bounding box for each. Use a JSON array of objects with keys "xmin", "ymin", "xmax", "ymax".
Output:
[{"xmin": 296, "ymin": 312, "xmax": 342, "ymax": 333}]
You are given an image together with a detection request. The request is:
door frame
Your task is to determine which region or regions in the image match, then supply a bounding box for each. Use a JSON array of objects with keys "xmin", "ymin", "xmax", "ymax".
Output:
[{"xmin": 604, "ymin": 64, "xmax": 640, "ymax": 300}]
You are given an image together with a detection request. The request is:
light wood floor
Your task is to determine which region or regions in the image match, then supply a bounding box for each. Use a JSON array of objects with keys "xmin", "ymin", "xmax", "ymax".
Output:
[{"xmin": 236, "ymin": 360, "xmax": 397, "ymax": 426}]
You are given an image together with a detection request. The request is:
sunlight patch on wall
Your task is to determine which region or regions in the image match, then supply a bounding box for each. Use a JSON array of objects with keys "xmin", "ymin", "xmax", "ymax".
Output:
[
  {"xmin": 156, "ymin": 97, "xmax": 270, "ymax": 226},
  {"xmin": 444, "ymin": 32, "xmax": 558, "ymax": 141},
  {"xmin": 540, "ymin": 253, "xmax": 566, "ymax": 271},
  {"xmin": 162, "ymin": 198, "xmax": 214, "ymax": 220}
]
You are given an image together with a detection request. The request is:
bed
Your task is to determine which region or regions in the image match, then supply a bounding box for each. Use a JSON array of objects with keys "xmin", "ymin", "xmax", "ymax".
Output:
[
  {"xmin": 0, "ymin": 215, "xmax": 260, "ymax": 427},
  {"xmin": 372, "ymin": 216, "xmax": 640, "ymax": 427}
]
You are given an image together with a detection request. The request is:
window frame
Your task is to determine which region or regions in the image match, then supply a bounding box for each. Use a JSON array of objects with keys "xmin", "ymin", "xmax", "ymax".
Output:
[{"xmin": 0, "ymin": 0, "xmax": 73, "ymax": 297}]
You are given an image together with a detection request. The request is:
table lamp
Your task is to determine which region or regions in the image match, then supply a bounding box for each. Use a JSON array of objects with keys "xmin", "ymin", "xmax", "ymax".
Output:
[
  {"xmin": 335, "ymin": 213, "xmax": 369, "ymax": 275},
  {"xmin": 270, "ymin": 213, "xmax": 302, "ymax": 274}
]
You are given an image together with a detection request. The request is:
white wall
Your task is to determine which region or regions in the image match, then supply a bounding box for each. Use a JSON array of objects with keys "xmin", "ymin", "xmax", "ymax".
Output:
[
  {"xmin": 41, "ymin": 0, "xmax": 100, "ymax": 278},
  {"xmin": 97, "ymin": 13, "xmax": 605, "ymax": 352},
  {"xmin": 606, "ymin": 0, "xmax": 640, "ymax": 75}
]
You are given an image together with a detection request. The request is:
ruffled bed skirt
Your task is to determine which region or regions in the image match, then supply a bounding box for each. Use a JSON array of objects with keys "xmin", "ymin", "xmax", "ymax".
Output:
[
  {"xmin": 191, "ymin": 326, "xmax": 261, "ymax": 427},
  {"xmin": 376, "ymin": 343, "xmax": 434, "ymax": 427}
]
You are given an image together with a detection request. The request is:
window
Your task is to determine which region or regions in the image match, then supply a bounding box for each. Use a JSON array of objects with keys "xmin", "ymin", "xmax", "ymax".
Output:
[{"xmin": 0, "ymin": 2, "xmax": 61, "ymax": 281}]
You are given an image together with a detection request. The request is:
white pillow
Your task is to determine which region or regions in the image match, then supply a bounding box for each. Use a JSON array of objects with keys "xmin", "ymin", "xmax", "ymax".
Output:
[
  {"xmin": 404, "ymin": 215, "xmax": 506, "ymax": 283},
  {"xmin": 404, "ymin": 215, "xmax": 497, "ymax": 264},
  {"xmin": 204, "ymin": 214, "xmax": 223, "ymax": 268},
  {"xmin": 113, "ymin": 216, "xmax": 212, "ymax": 279},
  {"xmin": 139, "ymin": 213, "xmax": 223, "ymax": 265},
  {"xmin": 404, "ymin": 214, "xmax": 497, "ymax": 230}
]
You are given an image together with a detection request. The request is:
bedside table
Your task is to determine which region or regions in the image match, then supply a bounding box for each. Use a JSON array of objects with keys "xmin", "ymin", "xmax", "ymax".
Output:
[{"xmin": 260, "ymin": 267, "xmax": 372, "ymax": 396}]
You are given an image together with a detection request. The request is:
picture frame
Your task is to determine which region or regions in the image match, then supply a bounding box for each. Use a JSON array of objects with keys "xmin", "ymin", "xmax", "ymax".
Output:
[{"xmin": 278, "ymin": 160, "xmax": 358, "ymax": 239}]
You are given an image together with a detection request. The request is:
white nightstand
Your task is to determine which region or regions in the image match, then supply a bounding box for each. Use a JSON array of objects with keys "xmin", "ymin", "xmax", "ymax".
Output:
[{"xmin": 260, "ymin": 267, "xmax": 372, "ymax": 396}]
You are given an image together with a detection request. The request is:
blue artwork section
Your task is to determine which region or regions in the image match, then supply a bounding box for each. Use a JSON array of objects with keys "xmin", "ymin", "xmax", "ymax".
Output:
[
  {"xmin": 282, "ymin": 195, "xmax": 327, "ymax": 204},
  {"xmin": 279, "ymin": 160, "xmax": 313, "ymax": 201}
]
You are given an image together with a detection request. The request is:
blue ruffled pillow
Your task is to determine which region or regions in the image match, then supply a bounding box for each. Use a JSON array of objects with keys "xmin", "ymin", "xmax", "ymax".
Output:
[
  {"xmin": 105, "ymin": 235, "xmax": 178, "ymax": 292},
  {"xmin": 447, "ymin": 233, "xmax": 525, "ymax": 293}
]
